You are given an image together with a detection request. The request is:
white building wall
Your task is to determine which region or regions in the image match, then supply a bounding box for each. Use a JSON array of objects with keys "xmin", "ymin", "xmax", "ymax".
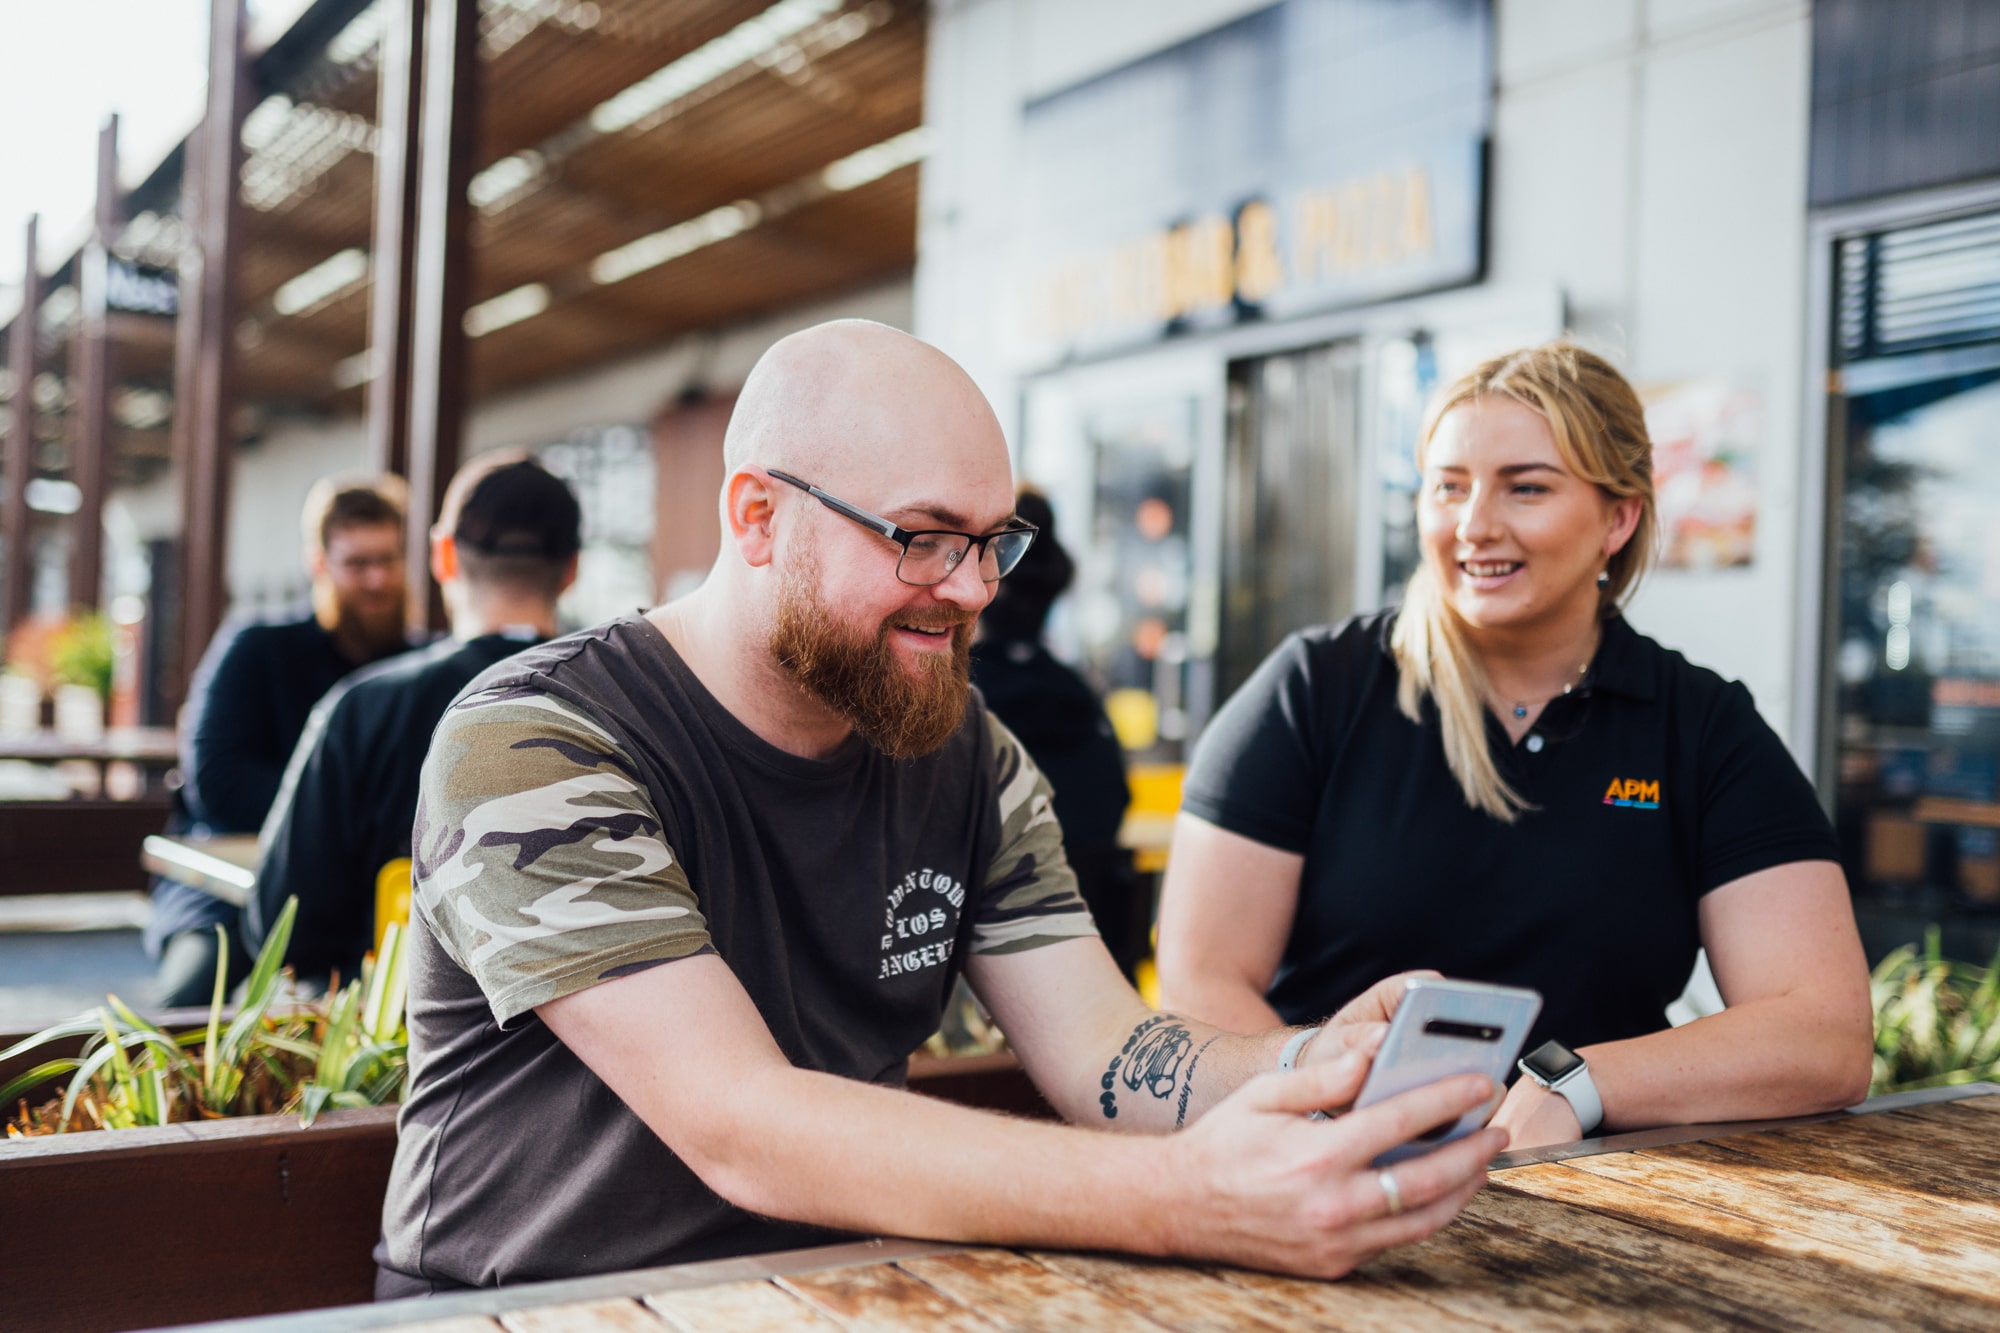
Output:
[
  {"xmin": 917, "ymin": 0, "xmax": 1815, "ymax": 744},
  {"xmin": 115, "ymin": 278, "xmax": 913, "ymax": 611}
]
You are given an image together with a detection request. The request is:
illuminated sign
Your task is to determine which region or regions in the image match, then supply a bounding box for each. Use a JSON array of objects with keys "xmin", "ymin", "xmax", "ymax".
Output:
[
  {"xmin": 107, "ymin": 257, "xmax": 179, "ymax": 318},
  {"xmin": 1017, "ymin": 0, "xmax": 1490, "ymax": 365}
]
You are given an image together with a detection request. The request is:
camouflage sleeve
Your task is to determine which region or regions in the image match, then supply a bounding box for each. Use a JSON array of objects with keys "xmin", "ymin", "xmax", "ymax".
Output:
[
  {"xmin": 412, "ymin": 683, "xmax": 709, "ymax": 1027},
  {"xmin": 969, "ymin": 713, "xmax": 1100, "ymax": 954}
]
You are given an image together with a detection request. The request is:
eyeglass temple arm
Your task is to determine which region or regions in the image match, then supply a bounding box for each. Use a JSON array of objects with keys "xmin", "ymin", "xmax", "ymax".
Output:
[{"xmin": 766, "ymin": 468, "xmax": 901, "ymax": 541}]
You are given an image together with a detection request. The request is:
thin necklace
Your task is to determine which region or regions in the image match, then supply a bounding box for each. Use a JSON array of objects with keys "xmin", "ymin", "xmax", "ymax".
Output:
[{"xmin": 1504, "ymin": 635, "xmax": 1599, "ymax": 720}]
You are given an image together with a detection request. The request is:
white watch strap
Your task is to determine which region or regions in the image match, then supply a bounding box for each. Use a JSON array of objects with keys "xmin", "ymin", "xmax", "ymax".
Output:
[
  {"xmin": 1549, "ymin": 1063, "xmax": 1604, "ymax": 1136},
  {"xmin": 1277, "ymin": 1025, "xmax": 1320, "ymax": 1072},
  {"xmin": 1277, "ymin": 1026, "xmax": 1329, "ymax": 1120}
]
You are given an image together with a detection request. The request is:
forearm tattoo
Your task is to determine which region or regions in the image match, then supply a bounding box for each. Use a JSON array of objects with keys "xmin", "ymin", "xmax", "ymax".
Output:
[
  {"xmin": 1099, "ymin": 1013, "xmax": 1195, "ymax": 1121},
  {"xmin": 1174, "ymin": 1034, "xmax": 1221, "ymax": 1130}
]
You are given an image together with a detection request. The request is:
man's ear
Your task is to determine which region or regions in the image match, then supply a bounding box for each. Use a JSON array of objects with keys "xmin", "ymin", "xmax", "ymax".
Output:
[
  {"xmin": 430, "ymin": 529, "xmax": 457, "ymax": 586},
  {"xmin": 305, "ymin": 545, "xmax": 328, "ymax": 581},
  {"xmin": 559, "ymin": 552, "xmax": 580, "ymax": 594},
  {"xmin": 725, "ymin": 468, "xmax": 780, "ymax": 569}
]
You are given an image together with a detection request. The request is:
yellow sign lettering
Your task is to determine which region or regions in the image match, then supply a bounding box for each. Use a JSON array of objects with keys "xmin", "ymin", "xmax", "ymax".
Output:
[{"xmin": 1235, "ymin": 199, "xmax": 1283, "ymax": 302}]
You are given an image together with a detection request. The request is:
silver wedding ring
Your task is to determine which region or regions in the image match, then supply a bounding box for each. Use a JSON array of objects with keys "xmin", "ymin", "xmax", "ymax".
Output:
[{"xmin": 1378, "ymin": 1169, "xmax": 1404, "ymax": 1217}]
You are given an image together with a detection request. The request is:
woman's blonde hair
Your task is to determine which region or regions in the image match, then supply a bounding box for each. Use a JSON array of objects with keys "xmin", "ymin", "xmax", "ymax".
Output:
[{"xmin": 1389, "ymin": 341, "xmax": 1658, "ymax": 822}]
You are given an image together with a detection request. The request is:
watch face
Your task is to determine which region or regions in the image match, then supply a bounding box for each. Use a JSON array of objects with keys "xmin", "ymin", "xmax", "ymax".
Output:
[{"xmin": 1522, "ymin": 1039, "xmax": 1585, "ymax": 1082}]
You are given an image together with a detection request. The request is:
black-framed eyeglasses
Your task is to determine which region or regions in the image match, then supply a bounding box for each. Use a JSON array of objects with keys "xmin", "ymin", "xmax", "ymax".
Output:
[{"xmin": 766, "ymin": 469, "xmax": 1038, "ymax": 587}]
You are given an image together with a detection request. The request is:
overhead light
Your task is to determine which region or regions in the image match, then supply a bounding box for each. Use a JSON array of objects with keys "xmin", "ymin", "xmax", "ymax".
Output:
[
  {"xmin": 25, "ymin": 478, "xmax": 82, "ymax": 515},
  {"xmin": 469, "ymin": 151, "xmax": 545, "ymax": 213},
  {"xmin": 588, "ymin": 0, "xmax": 842, "ymax": 135},
  {"xmin": 465, "ymin": 283, "xmax": 551, "ymax": 337},
  {"xmin": 325, "ymin": 0, "xmax": 385, "ymax": 66},
  {"xmin": 823, "ymin": 126, "xmax": 930, "ymax": 192},
  {"xmin": 589, "ymin": 203, "xmax": 761, "ymax": 286},
  {"xmin": 332, "ymin": 350, "xmax": 377, "ymax": 389},
  {"xmin": 113, "ymin": 388, "xmax": 173, "ymax": 431},
  {"xmin": 272, "ymin": 248, "xmax": 369, "ymax": 317}
]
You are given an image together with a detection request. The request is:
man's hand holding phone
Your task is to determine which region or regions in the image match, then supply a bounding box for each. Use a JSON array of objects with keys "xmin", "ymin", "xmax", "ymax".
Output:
[{"xmin": 1162, "ymin": 1041, "xmax": 1506, "ymax": 1278}]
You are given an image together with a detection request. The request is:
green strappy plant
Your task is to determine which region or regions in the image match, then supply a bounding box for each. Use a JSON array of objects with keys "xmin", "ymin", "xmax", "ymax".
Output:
[
  {"xmin": 1, "ymin": 898, "xmax": 409, "ymax": 1135},
  {"xmin": 1870, "ymin": 926, "xmax": 2000, "ymax": 1095}
]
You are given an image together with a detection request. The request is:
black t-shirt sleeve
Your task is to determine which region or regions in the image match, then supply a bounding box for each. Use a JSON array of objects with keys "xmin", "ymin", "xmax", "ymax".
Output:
[
  {"xmin": 1693, "ymin": 680, "xmax": 1841, "ymax": 894},
  {"xmin": 1181, "ymin": 631, "xmax": 1330, "ymax": 856}
]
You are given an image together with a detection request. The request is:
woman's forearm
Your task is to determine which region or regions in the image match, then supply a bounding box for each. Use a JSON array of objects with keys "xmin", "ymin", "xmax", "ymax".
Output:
[
  {"xmin": 1584, "ymin": 990, "xmax": 1874, "ymax": 1131},
  {"xmin": 1155, "ymin": 971, "xmax": 1286, "ymax": 1035}
]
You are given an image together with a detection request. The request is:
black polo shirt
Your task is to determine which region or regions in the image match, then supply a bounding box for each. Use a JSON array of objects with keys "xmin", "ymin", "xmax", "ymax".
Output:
[{"xmin": 1181, "ymin": 611, "xmax": 1839, "ymax": 1054}]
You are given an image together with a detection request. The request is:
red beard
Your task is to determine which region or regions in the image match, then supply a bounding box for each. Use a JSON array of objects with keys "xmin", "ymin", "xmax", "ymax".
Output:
[{"xmin": 769, "ymin": 545, "xmax": 974, "ymax": 761}]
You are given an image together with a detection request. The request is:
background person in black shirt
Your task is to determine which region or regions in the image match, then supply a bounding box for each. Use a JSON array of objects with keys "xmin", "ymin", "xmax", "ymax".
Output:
[
  {"xmin": 969, "ymin": 489, "xmax": 1138, "ymax": 974},
  {"xmin": 1157, "ymin": 341, "xmax": 1874, "ymax": 1151},
  {"xmin": 246, "ymin": 453, "xmax": 581, "ymax": 989},
  {"xmin": 147, "ymin": 477, "xmax": 412, "ymax": 1006}
]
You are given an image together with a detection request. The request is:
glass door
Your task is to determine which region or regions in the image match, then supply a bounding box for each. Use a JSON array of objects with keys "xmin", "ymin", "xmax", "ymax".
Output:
[{"xmin": 1833, "ymin": 371, "xmax": 2000, "ymax": 955}]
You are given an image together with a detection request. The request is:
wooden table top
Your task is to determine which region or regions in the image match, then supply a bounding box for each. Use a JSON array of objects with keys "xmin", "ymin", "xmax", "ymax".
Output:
[
  {"xmin": 0, "ymin": 727, "xmax": 180, "ymax": 763},
  {"xmin": 177, "ymin": 1085, "xmax": 2000, "ymax": 1332}
]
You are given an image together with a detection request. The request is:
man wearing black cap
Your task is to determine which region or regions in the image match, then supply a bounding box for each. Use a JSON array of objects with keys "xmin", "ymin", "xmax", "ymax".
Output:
[{"xmin": 245, "ymin": 452, "xmax": 582, "ymax": 989}]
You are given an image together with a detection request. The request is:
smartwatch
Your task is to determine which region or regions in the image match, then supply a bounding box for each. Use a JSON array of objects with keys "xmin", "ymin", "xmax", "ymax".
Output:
[{"xmin": 1517, "ymin": 1039, "xmax": 1603, "ymax": 1136}]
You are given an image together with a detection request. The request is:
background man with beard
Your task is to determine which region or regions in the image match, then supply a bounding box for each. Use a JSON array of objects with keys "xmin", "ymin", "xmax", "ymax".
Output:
[
  {"xmin": 376, "ymin": 321, "xmax": 1503, "ymax": 1296},
  {"xmin": 147, "ymin": 476, "xmax": 414, "ymax": 1006},
  {"xmin": 245, "ymin": 453, "xmax": 581, "ymax": 992}
]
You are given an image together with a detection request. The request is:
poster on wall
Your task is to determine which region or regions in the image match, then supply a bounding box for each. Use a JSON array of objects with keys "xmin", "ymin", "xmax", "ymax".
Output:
[{"xmin": 1641, "ymin": 377, "xmax": 1762, "ymax": 570}]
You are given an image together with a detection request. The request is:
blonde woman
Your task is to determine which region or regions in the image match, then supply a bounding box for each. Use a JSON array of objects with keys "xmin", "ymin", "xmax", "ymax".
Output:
[{"xmin": 1156, "ymin": 342, "xmax": 1873, "ymax": 1150}]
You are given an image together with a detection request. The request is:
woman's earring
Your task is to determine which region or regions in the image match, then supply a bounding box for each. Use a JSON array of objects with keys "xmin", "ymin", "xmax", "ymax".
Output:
[{"xmin": 1596, "ymin": 569, "xmax": 1610, "ymax": 588}]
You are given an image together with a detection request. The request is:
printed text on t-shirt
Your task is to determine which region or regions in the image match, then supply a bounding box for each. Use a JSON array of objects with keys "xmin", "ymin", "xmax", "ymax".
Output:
[{"xmin": 879, "ymin": 867, "xmax": 965, "ymax": 980}]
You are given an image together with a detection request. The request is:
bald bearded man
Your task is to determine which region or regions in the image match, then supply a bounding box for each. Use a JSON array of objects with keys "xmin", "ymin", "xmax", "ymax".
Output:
[{"xmin": 374, "ymin": 321, "xmax": 1504, "ymax": 1296}]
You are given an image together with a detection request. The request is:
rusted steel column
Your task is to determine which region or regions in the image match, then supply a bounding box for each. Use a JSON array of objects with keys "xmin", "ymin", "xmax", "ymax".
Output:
[
  {"xmin": 403, "ymin": 0, "xmax": 478, "ymax": 633},
  {"xmin": 171, "ymin": 0, "xmax": 250, "ymax": 701},
  {"xmin": 364, "ymin": 0, "xmax": 424, "ymax": 479},
  {"xmin": 3, "ymin": 216, "xmax": 38, "ymax": 636},
  {"xmin": 68, "ymin": 115, "xmax": 120, "ymax": 614}
]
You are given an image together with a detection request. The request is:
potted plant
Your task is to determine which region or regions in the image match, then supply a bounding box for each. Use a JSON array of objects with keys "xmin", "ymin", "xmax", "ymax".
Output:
[{"xmin": 0, "ymin": 901, "xmax": 411, "ymax": 1331}]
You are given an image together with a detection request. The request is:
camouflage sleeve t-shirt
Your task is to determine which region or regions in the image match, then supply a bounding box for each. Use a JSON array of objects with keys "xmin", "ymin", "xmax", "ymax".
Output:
[{"xmin": 376, "ymin": 616, "xmax": 1096, "ymax": 1294}]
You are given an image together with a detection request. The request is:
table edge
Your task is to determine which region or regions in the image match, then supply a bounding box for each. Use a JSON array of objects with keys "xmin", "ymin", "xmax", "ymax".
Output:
[
  {"xmin": 148, "ymin": 1237, "xmax": 970, "ymax": 1333},
  {"xmin": 1489, "ymin": 1080, "xmax": 2000, "ymax": 1169}
]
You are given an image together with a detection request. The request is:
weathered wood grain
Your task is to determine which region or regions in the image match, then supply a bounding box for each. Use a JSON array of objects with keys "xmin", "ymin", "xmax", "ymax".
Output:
[
  {"xmin": 1707, "ymin": 1119, "xmax": 2000, "ymax": 1205},
  {"xmin": 1366, "ymin": 1199, "xmax": 1767, "ymax": 1332},
  {"xmin": 398, "ymin": 1320, "xmax": 507, "ymax": 1333},
  {"xmin": 779, "ymin": 1260, "xmax": 1002, "ymax": 1331},
  {"xmin": 899, "ymin": 1250, "xmax": 1169, "ymax": 1331},
  {"xmin": 1495, "ymin": 1161, "xmax": 2000, "ymax": 1332},
  {"xmin": 1027, "ymin": 1250, "xmax": 1370, "ymax": 1332},
  {"xmin": 645, "ymin": 1279, "xmax": 844, "ymax": 1332},
  {"xmin": 1560, "ymin": 1150, "xmax": 2000, "ymax": 1303},
  {"xmin": 1641, "ymin": 1138, "xmax": 2000, "ymax": 1253},
  {"xmin": 1199, "ymin": 1261, "xmax": 1511, "ymax": 1331},
  {"xmin": 500, "ymin": 1299, "xmax": 667, "ymax": 1332},
  {"xmin": 1473, "ymin": 1181, "xmax": 1927, "ymax": 1331}
]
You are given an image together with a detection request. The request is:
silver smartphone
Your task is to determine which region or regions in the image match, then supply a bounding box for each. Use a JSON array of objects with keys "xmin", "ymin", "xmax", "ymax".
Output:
[{"xmin": 1351, "ymin": 977, "xmax": 1542, "ymax": 1166}]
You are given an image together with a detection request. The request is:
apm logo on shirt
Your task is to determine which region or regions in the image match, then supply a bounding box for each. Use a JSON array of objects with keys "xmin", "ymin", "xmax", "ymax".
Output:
[
  {"xmin": 1604, "ymin": 777, "xmax": 1661, "ymax": 809},
  {"xmin": 878, "ymin": 867, "xmax": 965, "ymax": 980}
]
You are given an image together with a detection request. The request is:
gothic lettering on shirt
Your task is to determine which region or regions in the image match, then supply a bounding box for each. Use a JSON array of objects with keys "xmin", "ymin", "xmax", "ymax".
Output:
[{"xmin": 877, "ymin": 867, "xmax": 966, "ymax": 981}]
